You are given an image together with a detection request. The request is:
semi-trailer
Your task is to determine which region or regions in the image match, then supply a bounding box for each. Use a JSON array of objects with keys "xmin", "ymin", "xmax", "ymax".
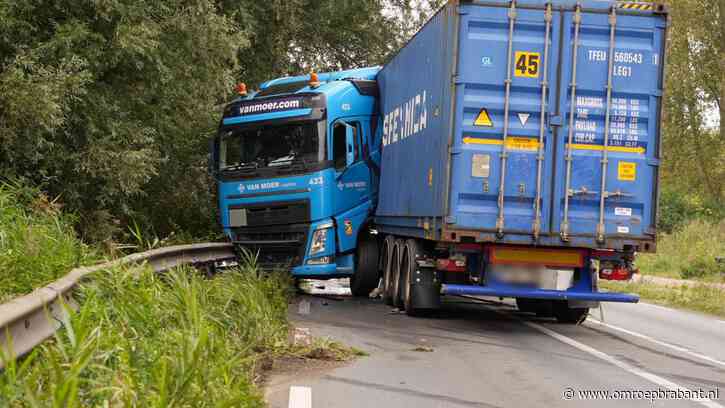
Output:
[{"xmin": 211, "ymin": 0, "xmax": 668, "ymax": 323}]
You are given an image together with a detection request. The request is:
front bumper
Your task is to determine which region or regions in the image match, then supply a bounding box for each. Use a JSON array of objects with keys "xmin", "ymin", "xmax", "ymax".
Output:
[{"xmin": 291, "ymin": 251, "xmax": 355, "ymax": 278}]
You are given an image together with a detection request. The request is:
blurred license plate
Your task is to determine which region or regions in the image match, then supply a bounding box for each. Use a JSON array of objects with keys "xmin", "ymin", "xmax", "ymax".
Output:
[{"xmin": 229, "ymin": 208, "xmax": 247, "ymax": 227}]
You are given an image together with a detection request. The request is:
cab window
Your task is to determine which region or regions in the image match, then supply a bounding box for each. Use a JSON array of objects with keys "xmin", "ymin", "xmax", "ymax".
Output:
[{"xmin": 332, "ymin": 121, "xmax": 361, "ymax": 170}]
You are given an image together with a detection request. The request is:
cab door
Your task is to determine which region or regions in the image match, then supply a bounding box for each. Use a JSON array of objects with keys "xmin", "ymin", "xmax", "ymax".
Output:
[{"xmin": 331, "ymin": 118, "xmax": 372, "ymax": 252}]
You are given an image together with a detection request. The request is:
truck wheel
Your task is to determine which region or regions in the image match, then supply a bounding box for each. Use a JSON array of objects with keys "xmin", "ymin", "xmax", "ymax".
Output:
[
  {"xmin": 515, "ymin": 298, "xmax": 537, "ymax": 313},
  {"xmin": 553, "ymin": 301, "xmax": 589, "ymax": 324},
  {"xmin": 402, "ymin": 239, "xmax": 440, "ymax": 316},
  {"xmin": 381, "ymin": 235, "xmax": 396, "ymax": 305},
  {"xmin": 390, "ymin": 239, "xmax": 406, "ymax": 308},
  {"xmin": 350, "ymin": 231, "xmax": 380, "ymax": 297}
]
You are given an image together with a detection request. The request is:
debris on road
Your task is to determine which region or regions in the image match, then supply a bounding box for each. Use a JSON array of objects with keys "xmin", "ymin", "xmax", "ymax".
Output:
[
  {"xmin": 293, "ymin": 327, "xmax": 313, "ymax": 347},
  {"xmin": 298, "ymin": 299, "xmax": 311, "ymax": 315}
]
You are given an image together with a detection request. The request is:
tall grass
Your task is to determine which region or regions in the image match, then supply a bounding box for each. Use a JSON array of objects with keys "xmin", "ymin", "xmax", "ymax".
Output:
[
  {"xmin": 0, "ymin": 261, "xmax": 293, "ymax": 407},
  {"xmin": 0, "ymin": 181, "xmax": 94, "ymax": 302},
  {"xmin": 637, "ymin": 219, "xmax": 725, "ymax": 281},
  {"xmin": 601, "ymin": 280, "xmax": 725, "ymax": 318}
]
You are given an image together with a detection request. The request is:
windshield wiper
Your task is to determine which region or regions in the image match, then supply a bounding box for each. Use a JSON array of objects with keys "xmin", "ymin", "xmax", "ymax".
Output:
[{"xmin": 222, "ymin": 162, "xmax": 259, "ymax": 174}]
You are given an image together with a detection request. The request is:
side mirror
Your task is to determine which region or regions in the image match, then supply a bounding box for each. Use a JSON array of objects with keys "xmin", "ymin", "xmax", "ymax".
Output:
[{"xmin": 345, "ymin": 125, "xmax": 355, "ymax": 167}]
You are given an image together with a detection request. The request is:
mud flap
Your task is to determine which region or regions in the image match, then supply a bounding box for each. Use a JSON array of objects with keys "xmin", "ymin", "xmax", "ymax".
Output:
[{"xmin": 410, "ymin": 266, "xmax": 442, "ymax": 310}]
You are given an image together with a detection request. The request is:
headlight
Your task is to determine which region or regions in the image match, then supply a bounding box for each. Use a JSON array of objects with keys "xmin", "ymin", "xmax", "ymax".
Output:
[{"xmin": 309, "ymin": 227, "xmax": 330, "ymax": 255}]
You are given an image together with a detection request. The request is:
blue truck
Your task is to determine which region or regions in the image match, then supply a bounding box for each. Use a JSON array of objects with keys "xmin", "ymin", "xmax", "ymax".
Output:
[{"xmin": 211, "ymin": 0, "xmax": 668, "ymax": 323}]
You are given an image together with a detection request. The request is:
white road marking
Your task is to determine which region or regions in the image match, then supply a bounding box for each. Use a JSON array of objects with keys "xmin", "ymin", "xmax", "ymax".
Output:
[
  {"xmin": 288, "ymin": 386, "xmax": 312, "ymax": 408},
  {"xmin": 587, "ymin": 318, "xmax": 725, "ymax": 368},
  {"xmin": 520, "ymin": 318, "xmax": 724, "ymax": 408},
  {"xmin": 639, "ymin": 302, "xmax": 680, "ymax": 313}
]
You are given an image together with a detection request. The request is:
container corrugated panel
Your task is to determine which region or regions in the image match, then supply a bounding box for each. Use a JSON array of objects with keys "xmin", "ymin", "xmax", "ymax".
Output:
[
  {"xmin": 376, "ymin": 3, "xmax": 459, "ymax": 220},
  {"xmin": 376, "ymin": 0, "xmax": 667, "ymax": 252}
]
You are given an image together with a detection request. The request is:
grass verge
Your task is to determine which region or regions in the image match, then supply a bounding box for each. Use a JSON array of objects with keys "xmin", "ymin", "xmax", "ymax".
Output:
[
  {"xmin": 600, "ymin": 280, "xmax": 725, "ymax": 318},
  {"xmin": 0, "ymin": 181, "xmax": 95, "ymax": 302},
  {"xmin": 0, "ymin": 262, "xmax": 294, "ymax": 407},
  {"xmin": 636, "ymin": 219, "xmax": 725, "ymax": 282}
]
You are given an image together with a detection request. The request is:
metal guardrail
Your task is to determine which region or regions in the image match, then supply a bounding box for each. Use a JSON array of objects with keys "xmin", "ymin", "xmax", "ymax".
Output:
[{"xmin": 0, "ymin": 242, "xmax": 235, "ymax": 368}]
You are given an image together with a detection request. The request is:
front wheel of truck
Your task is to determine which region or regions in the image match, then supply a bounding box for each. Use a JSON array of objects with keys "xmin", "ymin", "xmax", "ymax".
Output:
[
  {"xmin": 553, "ymin": 301, "xmax": 589, "ymax": 324},
  {"xmin": 350, "ymin": 231, "xmax": 380, "ymax": 297}
]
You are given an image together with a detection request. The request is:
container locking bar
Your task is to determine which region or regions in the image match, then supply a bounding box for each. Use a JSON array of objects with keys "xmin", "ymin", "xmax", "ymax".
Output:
[
  {"xmin": 596, "ymin": 7, "xmax": 618, "ymax": 243},
  {"xmin": 495, "ymin": 0, "xmax": 517, "ymax": 238},
  {"xmin": 532, "ymin": 3, "xmax": 553, "ymax": 240},
  {"xmin": 560, "ymin": 4, "xmax": 582, "ymax": 242}
]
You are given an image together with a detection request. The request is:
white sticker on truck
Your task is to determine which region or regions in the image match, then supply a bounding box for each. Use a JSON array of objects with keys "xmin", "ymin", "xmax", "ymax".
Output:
[
  {"xmin": 615, "ymin": 207, "xmax": 632, "ymax": 216},
  {"xmin": 617, "ymin": 225, "xmax": 630, "ymax": 234}
]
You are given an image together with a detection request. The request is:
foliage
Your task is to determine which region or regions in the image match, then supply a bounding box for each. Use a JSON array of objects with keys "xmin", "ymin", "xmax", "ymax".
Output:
[
  {"xmin": 661, "ymin": 0, "xmax": 724, "ymax": 205},
  {"xmin": 658, "ymin": 185, "xmax": 725, "ymax": 233},
  {"xmin": 0, "ymin": 0, "xmax": 244, "ymax": 242},
  {"xmin": 637, "ymin": 219, "xmax": 725, "ymax": 281},
  {"xmin": 0, "ymin": 263, "xmax": 293, "ymax": 407},
  {"xmin": 0, "ymin": 181, "xmax": 95, "ymax": 302}
]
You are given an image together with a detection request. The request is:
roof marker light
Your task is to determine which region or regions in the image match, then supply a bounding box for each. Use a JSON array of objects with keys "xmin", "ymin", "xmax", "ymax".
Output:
[
  {"xmin": 236, "ymin": 82, "xmax": 247, "ymax": 96},
  {"xmin": 309, "ymin": 71, "xmax": 321, "ymax": 88}
]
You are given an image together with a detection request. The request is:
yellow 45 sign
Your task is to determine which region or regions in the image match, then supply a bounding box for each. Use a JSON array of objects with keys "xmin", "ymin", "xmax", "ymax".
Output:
[{"xmin": 514, "ymin": 51, "xmax": 540, "ymax": 78}]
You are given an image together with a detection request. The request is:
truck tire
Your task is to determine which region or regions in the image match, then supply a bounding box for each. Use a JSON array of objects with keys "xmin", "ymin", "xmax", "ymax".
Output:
[
  {"xmin": 381, "ymin": 235, "xmax": 396, "ymax": 305},
  {"xmin": 402, "ymin": 239, "xmax": 440, "ymax": 316},
  {"xmin": 553, "ymin": 301, "xmax": 589, "ymax": 324},
  {"xmin": 350, "ymin": 231, "xmax": 380, "ymax": 297},
  {"xmin": 390, "ymin": 239, "xmax": 406, "ymax": 308},
  {"xmin": 515, "ymin": 298, "xmax": 537, "ymax": 313}
]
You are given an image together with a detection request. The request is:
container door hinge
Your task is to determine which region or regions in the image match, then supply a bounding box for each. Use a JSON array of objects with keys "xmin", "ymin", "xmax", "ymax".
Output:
[{"xmin": 549, "ymin": 114, "xmax": 563, "ymax": 126}]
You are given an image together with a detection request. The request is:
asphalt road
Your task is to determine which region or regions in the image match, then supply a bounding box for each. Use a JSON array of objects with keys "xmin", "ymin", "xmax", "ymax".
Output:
[{"xmin": 266, "ymin": 288, "xmax": 725, "ymax": 408}]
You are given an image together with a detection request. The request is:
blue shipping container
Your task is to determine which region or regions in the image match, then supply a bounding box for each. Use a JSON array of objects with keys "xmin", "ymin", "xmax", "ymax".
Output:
[{"xmin": 375, "ymin": 0, "xmax": 667, "ymax": 252}]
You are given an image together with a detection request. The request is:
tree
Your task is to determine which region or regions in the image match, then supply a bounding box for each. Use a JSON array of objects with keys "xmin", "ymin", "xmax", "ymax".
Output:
[{"xmin": 661, "ymin": 0, "xmax": 724, "ymax": 202}]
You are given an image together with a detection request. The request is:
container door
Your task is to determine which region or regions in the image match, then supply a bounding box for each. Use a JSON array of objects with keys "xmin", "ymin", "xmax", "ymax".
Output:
[
  {"xmin": 449, "ymin": 3, "xmax": 561, "ymax": 240},
  {"xmin": 551, "ymin": 7, "xmax": 665, "ymax": 246}
]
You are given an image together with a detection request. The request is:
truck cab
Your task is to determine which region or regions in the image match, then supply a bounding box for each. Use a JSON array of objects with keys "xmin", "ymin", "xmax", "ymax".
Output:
[{"xmin": 210, "ymin": 67, "xmax": 382, "ymax": 295}]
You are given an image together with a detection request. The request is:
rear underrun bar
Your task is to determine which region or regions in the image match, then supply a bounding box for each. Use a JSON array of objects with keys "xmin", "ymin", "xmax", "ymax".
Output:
[{"xmin": 440, "ymin": 284, "xmax": 640, "ymax": 303}]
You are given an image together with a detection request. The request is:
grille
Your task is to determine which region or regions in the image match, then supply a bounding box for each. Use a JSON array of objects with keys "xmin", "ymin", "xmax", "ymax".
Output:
[
  {"xmin": 230, "ymin": 200, "xmax": 310, "ymax": 227},
  {"xmin": 233, "ymin": 223, "xmax": 309, "ymax": 267}
]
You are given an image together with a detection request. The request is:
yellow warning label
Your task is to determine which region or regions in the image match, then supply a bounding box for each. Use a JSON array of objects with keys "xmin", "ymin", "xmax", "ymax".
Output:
[
  {"xmin": 515, "ymin": 51, "xmax": 541, "ymax": 78},
  {"xmin": 618, "ymin": 161, "xmax": 636, "ymax": 181},
  {"xmin": 474, "ymin": 109, "xmax": 493, "ymax": 127},
  {"xmin": 505, "ymin": 137, "xmax": 539, "ymax": 151},
  {"xmin": 462, "ymin": 137, "xmax": 540, "ymax": 151},
  {"xmin": 344, "ymin": 220, "xmax": 353, "ymax": 235}
]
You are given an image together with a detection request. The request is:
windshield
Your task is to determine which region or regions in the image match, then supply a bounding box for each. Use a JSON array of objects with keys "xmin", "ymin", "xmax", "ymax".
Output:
[{"xmin": 219, "ymin": 121, "xmax": 325, "ymax": 173}]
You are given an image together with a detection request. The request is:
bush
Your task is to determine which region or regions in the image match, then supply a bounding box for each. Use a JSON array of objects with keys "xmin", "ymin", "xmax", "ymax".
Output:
[
  {"xmin": 0, "ymin": 181, "xmax": 94, "ymax": 302},
  {"xmin": 658, "ymin": 186, "xmax": 725, "ymax": 233},
  {"xmin": 638, "ymin": 219, "xmax": 725, "ymax": 281}
]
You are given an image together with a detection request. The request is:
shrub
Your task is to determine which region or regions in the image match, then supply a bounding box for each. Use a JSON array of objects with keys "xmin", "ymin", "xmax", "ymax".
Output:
[{"xmin": 638, "ymin": 219, "xmax": 725, "ymax": 281}]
